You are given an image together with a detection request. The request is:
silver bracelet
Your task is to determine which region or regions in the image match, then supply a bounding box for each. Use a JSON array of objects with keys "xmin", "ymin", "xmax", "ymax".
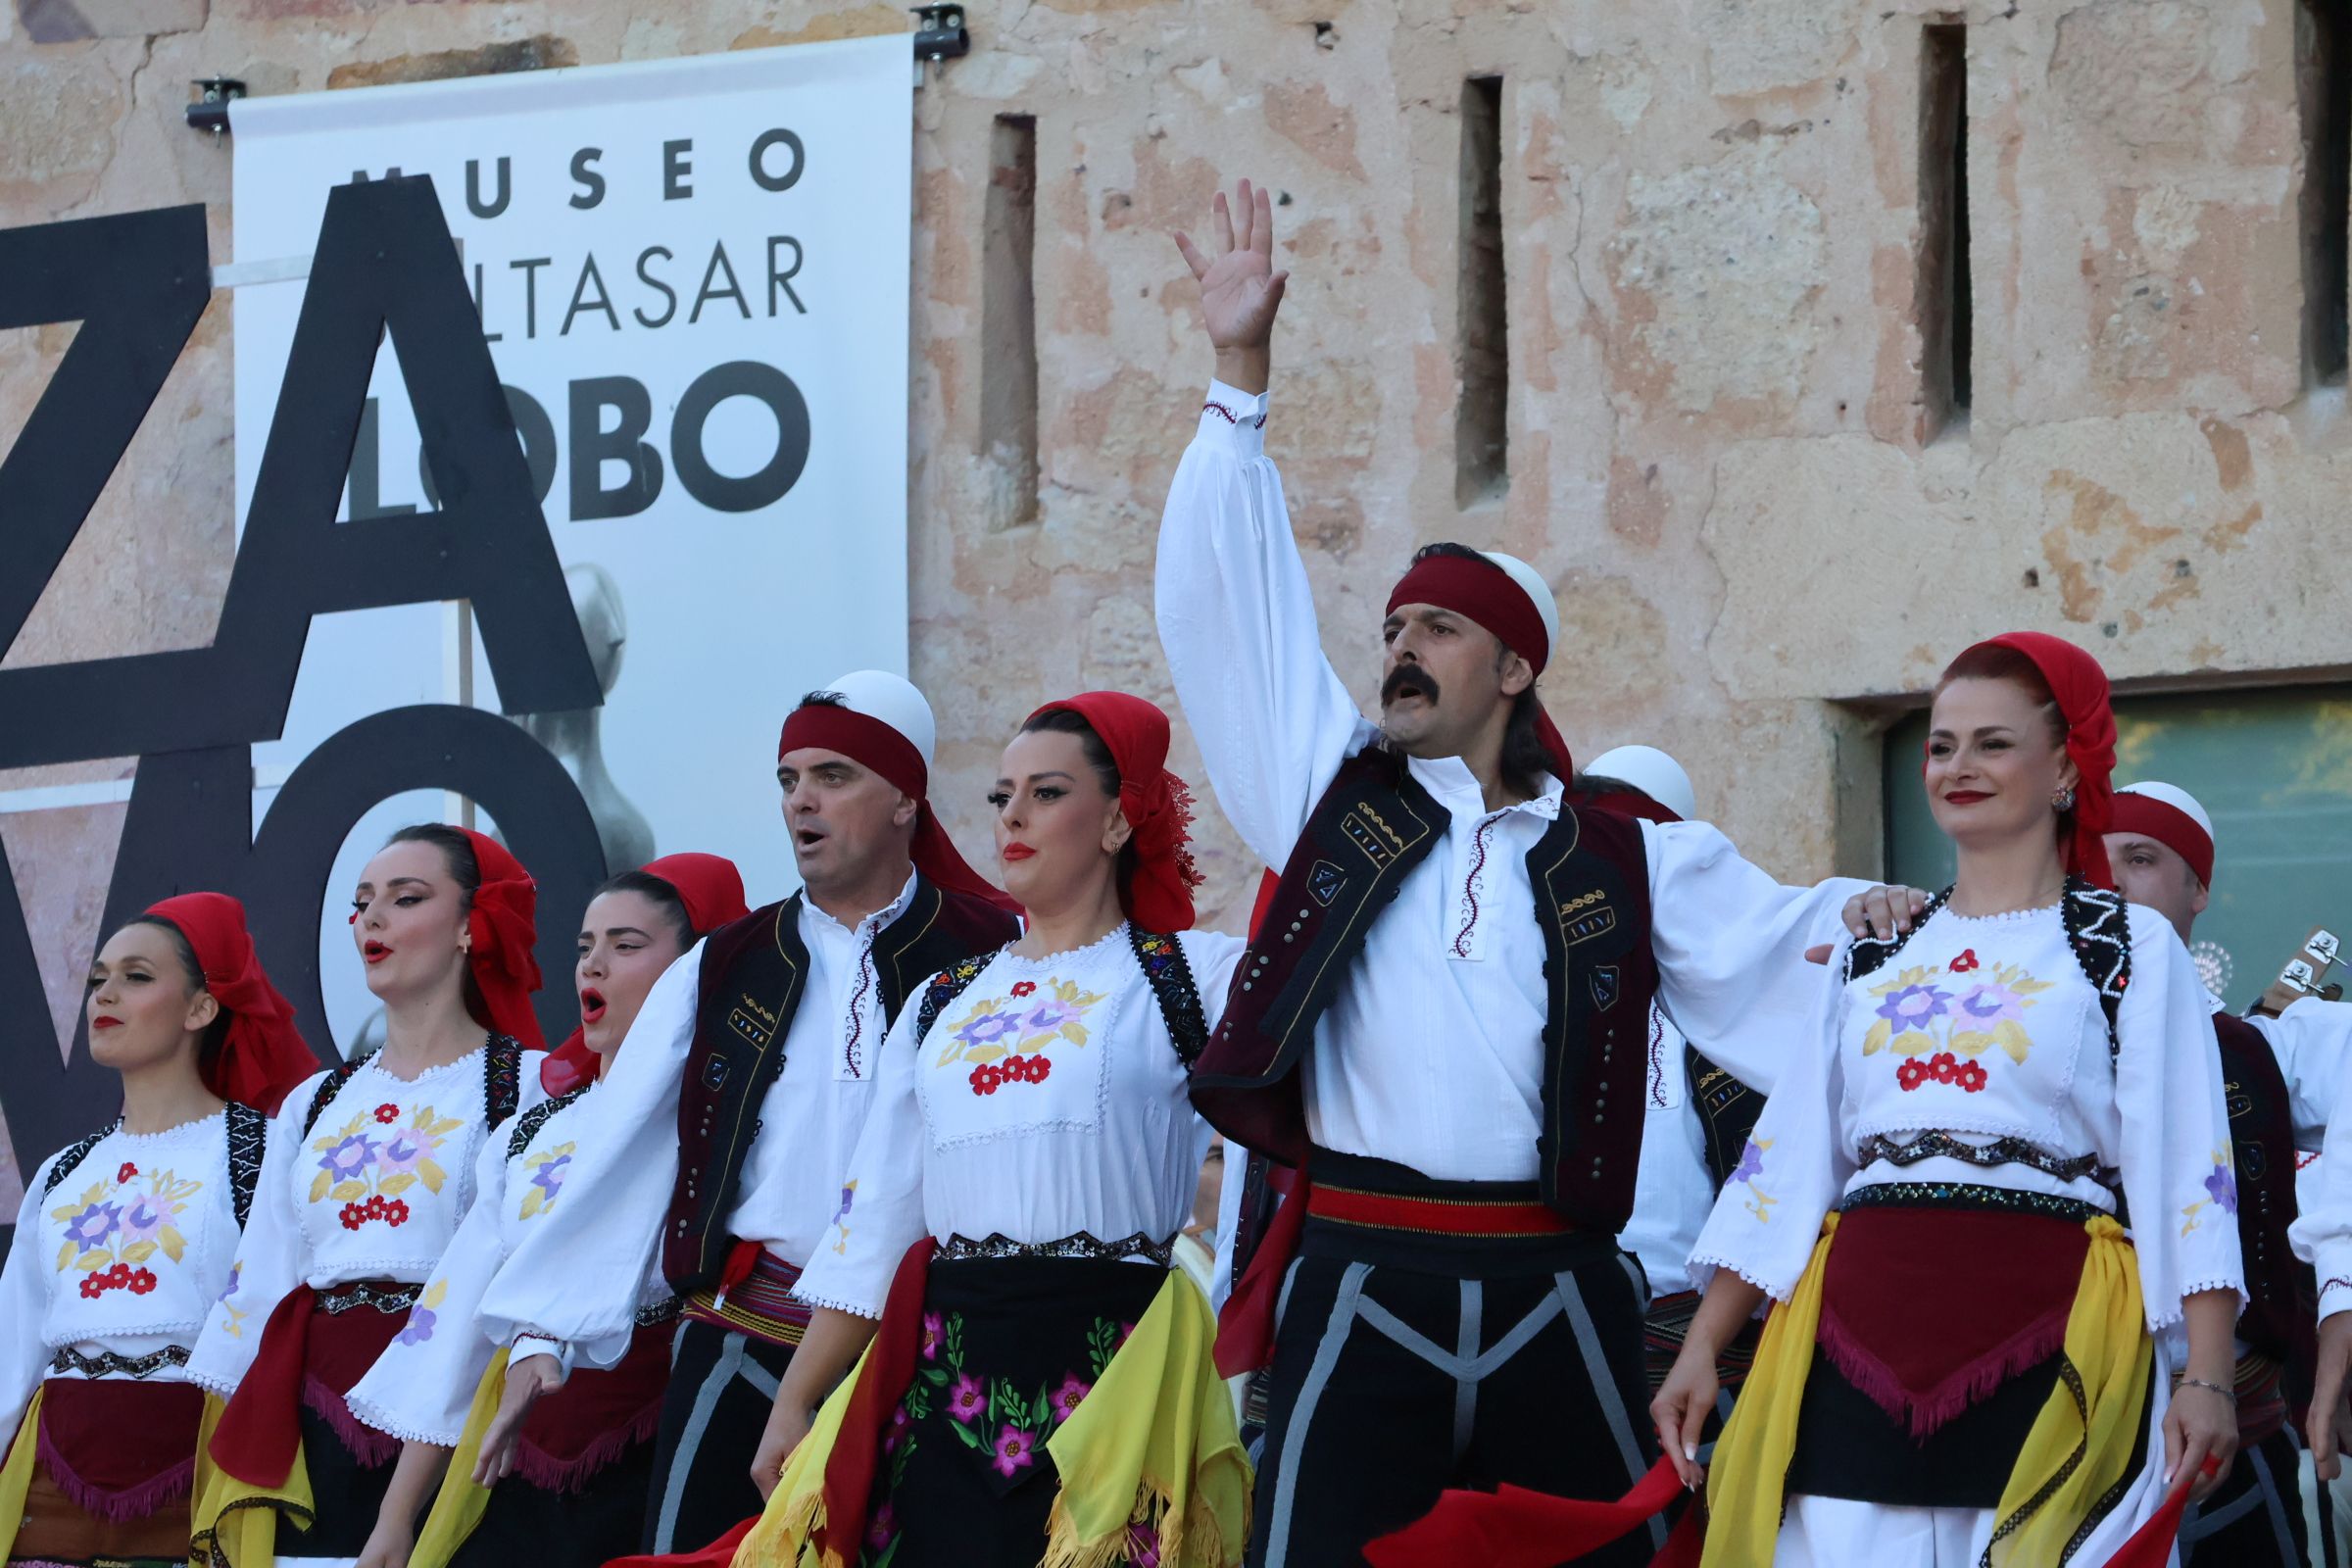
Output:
[{"xmin": 2177, "ymin": 1376, "xmax": 2234, "ymax": 1400}]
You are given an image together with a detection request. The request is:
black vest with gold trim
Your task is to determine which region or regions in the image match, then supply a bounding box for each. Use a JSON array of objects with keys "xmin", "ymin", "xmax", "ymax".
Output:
[
  {"xmin": 1190, "ymin": 748, "xmax": 1658, "ymax": 1228},
  {"xmin": 662, "ymin": 878, "xmax": 1019, "ymax": 1291},
  {"xmin": 2213, "ymin": 1009, "xmax": 2318, "ymax": 1389},
  {"xmin": 1688, "ymin": 1045, "xmax": 1768, "ymax": 1193}
]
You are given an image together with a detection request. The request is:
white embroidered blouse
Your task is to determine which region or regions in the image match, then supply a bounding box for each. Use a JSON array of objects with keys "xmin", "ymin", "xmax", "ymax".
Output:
[
  {"xmin": 1689, "ymin": 901, "xmax": 2245, "ymax": 1331},
  {"xmin": 475, "ymin": 881, "xmax": 915, "ymax": 1360},
  {"xmin": 187, "ymin": 1044, "xmax": 548, "ymax": 1396},
  {"xmin": 793, "ymin": 926, "xmax": 1245, "ymax": 1320},
  {"xmin": 0, "ymin": 1111, "xmax": 269, "ymax": 1432},
  {"xmin": 344, "ymin": 1079, "xmax": 669, "ymax": 1445}
]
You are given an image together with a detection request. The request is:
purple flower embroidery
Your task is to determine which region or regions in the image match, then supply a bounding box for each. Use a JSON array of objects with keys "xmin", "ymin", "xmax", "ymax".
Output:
[
  {"xmin": 1022, "ymin": 998, "xmax": 1083, "ymax": 1034},
  {"xmin": 920, "ymin": 1311, "xmax": 944, "ymax": 1361},
  {"xmin": 376, "ymin": 1128, "xmax": 434, "ymax": 1177},
  {"xmin": 946, "ymin": 1373, "xmax": 986, "ymax": 1424},
  {"xmin": 1050, "ymin": 1373, "xmax": 1091, "ymax": 1424},
  {"xmin": 866, "ymin": 1503, "xmax": 899, "ymax": 1550},
  {"xmin": 528, "ymin": 1153, "xmax": 570, "ymax": 1204},
  {"xmin": 1874, "ymin": 983, "xmax": 1950, "ymax": 1031},
  {"xmin": 1954, "ymin": 981, "xmax": 2028, "ymax": 1029},
  {"xmin": 1730, "ymin": 1141, "xmax": 1765, "ymax": 1186},
  {"xmin": 396, "ymin": 1306, "xmax": 437, "ymax": 1346},
  {"xmin": 992, "ymin": 1424, "xmax": 1036, "ymax": 1479},
  {"xmin": 883, "ymin": 1404, "xmax": 912, "ymax": 1453},
  {"xmin": 317, "ymin": 1133, "xmax": 379, "ymax": 1180},
  {"xmin": 2205, "ymin": 1164, "xmax": 2238, "ymax": 1216},
  {"xmin": 955, "ymin": 1009, "xmax": 1022, "ymax": 1050},
  {"xmin": 1125, "ymin": 1523, "xmax": 1163, "ymax": 1568},
  {"xmin": 217, "ymin": 1262, "xmax": 242, "ymax": 1303},
  {"xmin": 118, "ymin": 1194, "xmax": 170, "ymax": 1245},
  {"xmin": 61, "ymin": 1200, "xmax": 122, "ymax": 1250}
]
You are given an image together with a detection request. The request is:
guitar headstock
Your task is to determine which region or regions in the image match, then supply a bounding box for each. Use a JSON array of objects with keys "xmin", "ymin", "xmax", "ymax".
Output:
[{"xmin": 2253, "ymin": 926, "xmax": 2343, "ymax": 1017}]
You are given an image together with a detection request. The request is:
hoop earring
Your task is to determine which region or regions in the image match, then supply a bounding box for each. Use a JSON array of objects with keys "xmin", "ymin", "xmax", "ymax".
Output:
[{"xmin": 2054, "ymin": 787, "xmax": 2077, "ymax": 811}]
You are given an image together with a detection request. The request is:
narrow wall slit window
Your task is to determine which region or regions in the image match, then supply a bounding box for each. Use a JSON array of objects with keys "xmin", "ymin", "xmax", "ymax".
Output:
[
  {"xmin": 981, "ymin": 114, "xmax": 1039, "ymax": 526},
  {"xmin": 2300, "ymin": 0, "xmax": 2350, "ymax": 386},
  {"xmin": 1456, "ymin": 75, "xmax": 1507, "ymax": 507},
  {"xmin": 1917, "ymin": 23, "xmax": 1971, "ymax": 432}
]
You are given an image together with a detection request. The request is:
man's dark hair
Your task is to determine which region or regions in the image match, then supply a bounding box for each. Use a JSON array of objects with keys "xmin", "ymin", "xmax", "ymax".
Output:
[
  {"xmin": 796, "ymin": 689, "xmax": 847, "ymax": 710},
  {"xmin": 1400, "ymin": 543, "xmax": 1552, "ymax": 798}
]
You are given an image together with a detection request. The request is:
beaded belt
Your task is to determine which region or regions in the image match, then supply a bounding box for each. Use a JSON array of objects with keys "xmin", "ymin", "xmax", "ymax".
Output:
[
  {"xmin": 317, "ymin": 1280, "xmax": 424, "ymax": 1315},
  {"xmin": 1840, "ymin": 1181, "xmax": 2105, "ymax": 1224},
  {"xmin": 48, "ymin": 1344, "xmax": 191, "ymax": 1379},
  {"xmin": 936, "ymin": 1230, "xmax": 1177, "ymax": 1266},
  {"xmin": 1857, "ymin": 1130, "xmax": 2112, "ymax": 1189},
  {"xmin": 635, "ymin": 1295, "xmax": 684, "ymax": 1328}
]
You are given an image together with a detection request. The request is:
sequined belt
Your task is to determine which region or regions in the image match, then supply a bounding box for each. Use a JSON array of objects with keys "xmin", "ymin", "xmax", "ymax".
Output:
[
  {"xmin": 1840, "ymin": 1181, "xmax": 2105, "ymax": 1225},
  {"xmin": 936, "ymin": 1230, "xmax": 1177, "ymax": 1267},
  {"xmin": 635, "ymin": 1295, "xmax": 684, "ymax": 1328},
  {"xmin": 1857, "ymin": 1130, "xmax": 2112, "ymax": 1189},
  {"xmin": 316, "ymin": 1280, "xmax": 424, "ymax": 1315},
  {"xmin": 48, "ymin": 1344, "xmax": 191, "ymax": 1379}
]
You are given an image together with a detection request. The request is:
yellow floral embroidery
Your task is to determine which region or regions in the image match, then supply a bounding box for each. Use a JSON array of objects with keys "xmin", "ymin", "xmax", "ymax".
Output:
[
  {"xmin": 932, "ymin": 978, "xmax": 1111, "ymax": 1069},
  {"xmin": 51, "ymin": 1167, "xmax": 201, "ymax": 1283},
  {"xmin": 2180, "ymin": 1147, "xmax": 2237, "ymax": 1238},
  {"xmin": 1861, "ymin": 959, "xmax": 2052, "ymax": 1064},
  {"xmin": 516, "ymin": 1141, "xmax": 575, "ymax": 1220}
]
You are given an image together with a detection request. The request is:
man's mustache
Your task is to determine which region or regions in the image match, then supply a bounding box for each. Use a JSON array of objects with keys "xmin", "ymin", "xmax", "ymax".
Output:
[{"xmin": 1381, "ymin": 665, "xmax": 1440, "ymax": 708}]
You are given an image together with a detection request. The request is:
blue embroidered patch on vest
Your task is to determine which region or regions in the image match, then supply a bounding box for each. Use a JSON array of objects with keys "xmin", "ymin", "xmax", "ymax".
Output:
[
  {"xmin": 1309, "ymin": 859, "xmax": 1347, "ymax": 906},
  {"xmin": 702, "ymin": 1054, "xmax": 732, "ymax": 1090},
  {"xmin": 1590, "ymin": 965, "xmax": 1621, "ymax": 1010}
]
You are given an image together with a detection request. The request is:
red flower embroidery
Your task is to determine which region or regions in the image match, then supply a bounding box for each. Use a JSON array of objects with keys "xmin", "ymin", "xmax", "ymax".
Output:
[
  {"xmin": 339, "ymin": 1202, "xmax": 368, "ymax": 1230},
  {"xmin": 1949, "ymin": 950, "xmax": 1980, "ymax": 973},
  {"xmin": 373, "ymin": 1103, "xmax": 400, "ymax": 1124},
  {"xmin": 968, "ymin": 1063, "xmax": 1004, "ymax": 1096},
  {"xmin": 127, "ymin": 1268, "xmax": 158, "ymax": 1296},
  {"xmin": 107, "ymin": 1262, "xmax": 131, "ymax": 1285},
  {"xmin": 78, "ymin": 1276, "xmax": 104, "ymax": 1299},
  {"xmin": 1010, "ymin": 981, "xmax": 1037, "ymax": 998},
  {"xmin": 1896, "ymin": 1058, "xmax": 1930, "ymax": 1092},
  {"xmin": 1031, "ymin": 1055, "xmax": 1053, "ymax": 1082},
  {"xmin": 116, "ymin": 1162, "xmax": 138, "ymax": 1183},
  {"xmin": 1927, "ymin": 1053, "xmax": 1960, "ymax": 1084},
  {"xmin": 383, "ymin": 1199, "xmax": 411, "ymax": 1226},
  {"xmin": 1954, "ymin": 1059, "xmax": 1989, "ymax": 1094}
]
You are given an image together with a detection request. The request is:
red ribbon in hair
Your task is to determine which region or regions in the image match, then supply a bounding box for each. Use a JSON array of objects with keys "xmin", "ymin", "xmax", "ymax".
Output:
[
  {"xmin": 1965, "ymin": 631, "xmax": 2118, "ymax": 889},
  {"xmin": 456, "ymin": 828, "xmax": 545, "ymax": 1048},
  {"xmin": 143, "ymin": 892, "xmax": 317, "ymax": 1113},
  {"xmin": 1025, "ymin": 692, "xmax": 1203, "ymax": 933},
  {"xmin": 777, "ymin": 705, "xmax": 1018, "ymax": 913},
  {"xmin": 1386, "ymin": 554, "xmax": 1577, "ymax": 785},
  {"xmin": 542, "ymin": 853, "xmax": 751, "ymax": 1095}
]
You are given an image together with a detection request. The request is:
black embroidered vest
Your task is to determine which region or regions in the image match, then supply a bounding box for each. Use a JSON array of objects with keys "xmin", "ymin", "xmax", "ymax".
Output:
[
  {"xmin": 42, "ymin": 1102, "xmax": 269, "ymax": 1230},
  {"xmin": 2213, "ymin": 1009, "xmax": 2318, "ymax": 1390},
  {"xmin": 1688, "ymin": 1046, "xmax": 1768, "ymax": 1193},
  {"xmin": 663, "ymin": 879, "xmax": 1020, "ymax": 1292},
  {"xmin": 1191, "ymin": 748, "xmax": 1658, "ymax": 1227}
]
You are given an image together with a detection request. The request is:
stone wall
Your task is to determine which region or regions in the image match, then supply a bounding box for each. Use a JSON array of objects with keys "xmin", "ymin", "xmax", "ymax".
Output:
[{"xmin": 3, "ymin": 0, "xmax": 2347, "ymax": 1192}]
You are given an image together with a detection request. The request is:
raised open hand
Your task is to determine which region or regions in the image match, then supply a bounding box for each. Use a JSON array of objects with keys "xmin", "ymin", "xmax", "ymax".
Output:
[{"xmin": 1174, "ymin": 178, "xmax": 1289, "ymax": 392}]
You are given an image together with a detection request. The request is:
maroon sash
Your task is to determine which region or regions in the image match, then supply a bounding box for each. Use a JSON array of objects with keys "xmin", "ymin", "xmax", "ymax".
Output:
[
  {"xmin": 35, "ymin": 1378, "xmax": 204, "ymax": 1521},
  {"xmin": 512, "ymin": 1317, "xmax": 672, "ymax": 1492}
]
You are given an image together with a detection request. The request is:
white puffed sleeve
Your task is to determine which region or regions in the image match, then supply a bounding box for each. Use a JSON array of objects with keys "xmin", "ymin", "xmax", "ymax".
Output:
[
  {"xmin": 2249, "ymin": 997, "xmax": 2352, "ymax": 1152},
  {"xmin": 187, "ymin": 1072, "xmax": 324, "ymax": 1396},
  {"xmin": 2114, "ymin": 906, "xmax": 2245, "ymax": 1329},
  {"xmin": 2292, "ymin": 1045, "xmax": 2352, "ymax": 1322},
  {"xmin": 0, "ymin": 1162, "xmax": 57, "ymax": 1435},
  {"xmin": 791, "ymin": 996, "xmax": 929, "ymax": 1320},
  {"xmin": 1688, "ymin": 947, "xmax": 1854, "ymax": 1299},
  {"xmin": 345, "ymin": 1114, "xmax": 517, "ymax": 1446},
  {"xmin": 1154, "ymin": 380, "xmax": 1375, "ymax": 870}
]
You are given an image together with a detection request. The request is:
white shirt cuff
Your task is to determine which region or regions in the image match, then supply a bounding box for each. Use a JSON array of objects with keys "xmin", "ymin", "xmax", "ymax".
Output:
[
  {"xmin": 509, "ymin": 1334, "xmax": 573, "ymax": 1384},
  {"xmin": 1197, "ymin": 380, "xmax": 1270, "ymax": 458}
]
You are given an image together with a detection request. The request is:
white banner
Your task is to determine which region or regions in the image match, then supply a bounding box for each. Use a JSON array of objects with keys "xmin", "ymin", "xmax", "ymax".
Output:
[{"xmin": 230, "ymin": 36, "xmax": 911, "ymax": 1051}]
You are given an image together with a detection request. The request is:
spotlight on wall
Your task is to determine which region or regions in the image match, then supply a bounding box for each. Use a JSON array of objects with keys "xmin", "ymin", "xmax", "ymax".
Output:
[
  {"xmin": 913, "ymin": 5, "xmax": 970, "ymax": 63},
  {"xmin": 186, "ymin": 78, "xmax": 246, "ymax": 137}
]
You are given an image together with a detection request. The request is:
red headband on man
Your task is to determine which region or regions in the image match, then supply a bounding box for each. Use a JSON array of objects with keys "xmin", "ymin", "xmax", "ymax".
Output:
[
  {"xmin": 2109, "ymin": 792, "xmax": 2215, "ymax": 889},
  {"xmin": 777, "ymin": 704, "xmax": 1017, "ymax": 912},
  {"xmin": 1386, "ymin": 553, "xmax": 1576, "ymax": 783},
  {"xmin": 457, "ymin": 828, "xmax": 546, "ymax": 1049},
  {"xmin": 1026, "ymin": 692, "xmax": 1203, "ymax": 933},
  {"xmin": 543, "ymin": 852, "xmax": 754, "ymax": 1095},
  {"xmin": 1964, "ymin": 631, "xmax": 2118, "ymax": 890},
  {"xmin": 143, "ymin": 893, "xmax": 318, "ymax": 1113}
]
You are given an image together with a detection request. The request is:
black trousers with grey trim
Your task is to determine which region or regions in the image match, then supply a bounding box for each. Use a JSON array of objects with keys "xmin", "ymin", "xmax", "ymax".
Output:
[
  {"xmin": 638, "ymin": 1318, "xmax": 799, "ymax": 1554},
  {"xmin": 1245, "ymin": 1219, "xmax": 1661, "ymax": 1568},
  {"xmin": 2180, "ymin": 1426, "xmax": 2309, "ymax": 1567}
]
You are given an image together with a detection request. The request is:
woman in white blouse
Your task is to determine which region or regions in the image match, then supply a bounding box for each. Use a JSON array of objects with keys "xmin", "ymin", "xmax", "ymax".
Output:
[
  {"xmin": 347, "ymin": 855, "xmax": 750, "ymax": 1568},
  {"xmin": 187, "ymin": 825, "xmax": 548, "ymax": 1568},
  {"xmin": 720, "ymin": 692, "xmax": 1250, "ymax": 1568},
  {"xmin": 0, "ymin": 894, "xmax": 314, "ymax": 1568},
  {"xmin": 1652, "ymin": 633, "xmax": 2243, "ymax": 1566}
]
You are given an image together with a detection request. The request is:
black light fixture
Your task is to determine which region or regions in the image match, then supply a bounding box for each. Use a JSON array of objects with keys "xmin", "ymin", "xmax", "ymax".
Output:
[
  {"xmin": 913, "ymin": 5, "xmax": 970, "ymax": 63},
  {"xmin": 186, "ymin": 77, "xmax": 245, "ymax": 136}
]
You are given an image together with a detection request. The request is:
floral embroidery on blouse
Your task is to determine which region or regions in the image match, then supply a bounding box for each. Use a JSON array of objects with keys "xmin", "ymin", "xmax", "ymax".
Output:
[
  {"xmin": 2181, "ymin": 1151, "xmax": 2238, "ymax": 1237},
  {"xmin": 51, "ymin": 1165, "xmax": 203, "ymax": 1299},
  {"xmin": 310, "ymin": 1103, "xmax": 466, "ymax": 1229},
  {"xmin": 1863, "ymin": 959, "xmax": 2053, "ymax": 1082},
  {"xmin": 935, "ymin": 976, "xmax": 1111, "ymax": 1097},
  {"xmin": 517, "ymin": 1141, "xmax": 574, "ymax": 1220},
  {"xmin": 828, "ymin": 1180, "xmax": 858, "ymax": 1256},
  {"xmin": 1896, "ymin": 1052, "xmax": 1989, "ymax": 1094},
  {"xmin": 1730, "ymin": 1137, "xmax": 1777, "ymax": 1223},
  {"xmin": 396, "ymin": 1278, "xmax": 450, "ymax": 1346},
  {"xmin": 215, "ymin": 1261, "xmax": 249, "ymax": 1339}
]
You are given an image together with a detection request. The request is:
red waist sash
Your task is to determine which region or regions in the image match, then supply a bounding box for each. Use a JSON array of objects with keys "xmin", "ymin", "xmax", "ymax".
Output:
[
  {"xmin": 36, "ymin": 1377, "xmax": 204, "ymax": 1522},
  {"xmin": 512, "ymin": 1316, "xmax": 672, "ymax": 1493}
]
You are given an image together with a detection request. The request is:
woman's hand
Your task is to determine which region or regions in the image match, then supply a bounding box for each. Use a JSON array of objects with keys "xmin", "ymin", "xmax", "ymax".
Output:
[
  {"xmin": 751, "ymin": 1395, "xmax": 815, "ymax": 1501},
  {"xmin": 472, "ymin": 1352, "xmax": 563, "ymax": 1486},
  {"xmin": 355, "ymin": 1516, "xmax": 415, "ymax": 1568},
  {"xmin": 2313, "ymin": 1311, "xmax": 2352, "ymax": 1480},
  {"xmin": 1649, "ymin": 1347, "xmax": 1720, "ymax": 1492},
  {"xmin": 1838, "ymin": 885, "xmax": 1932, "ymax": 942},
  {"xmin": 2163, "ymin": 1377, "xmax": 2238, "ymax": 1502}
]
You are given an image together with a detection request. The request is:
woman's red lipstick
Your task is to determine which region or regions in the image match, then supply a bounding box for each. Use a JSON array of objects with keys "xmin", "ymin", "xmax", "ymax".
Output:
[
  {"xmin": 364, "ymin": 940, "xmax": 393, "ymax": 964},
  {"xmin": 91, "ymin": 1014, "xmax": 122, "ymax": 1031},
  {"xmin": 579, "ymin": 989, "xmax": 607, "ymax": 1024},
  {"xmin": 1942, "ymin": 790, "xmax": 1992, "ymax": 806},
  {"xmin": 1003, "ymin": 843, "xmax": 1037, "ymax": 862}
]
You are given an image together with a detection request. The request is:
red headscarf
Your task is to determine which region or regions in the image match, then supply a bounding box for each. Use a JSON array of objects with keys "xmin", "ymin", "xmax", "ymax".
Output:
[
  {"xmin": 777, "ymin": 705, "xmax": 1017, "ymax": 913},
  {"xmin": 542, "ymin": 853, "xmax": 753, "ymax": 1095},
  {"xmin": 456, "ymin": 828, "xmax": 546, "ymax": 1048},
  {"xmin": 1386, "ymin": 552, "xmax": 1577, "ymax": 784},
  {"xmin": 141, "ymin": 893, "xmax": 318, "ymax": 1113},
  {"xmin": 1956, "ymin": 631, "xmax": 2118, "ymax": 889},
  {"xmin": 1024, "ymin": 692, "xmax": 1203, "ymax": 933}
]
